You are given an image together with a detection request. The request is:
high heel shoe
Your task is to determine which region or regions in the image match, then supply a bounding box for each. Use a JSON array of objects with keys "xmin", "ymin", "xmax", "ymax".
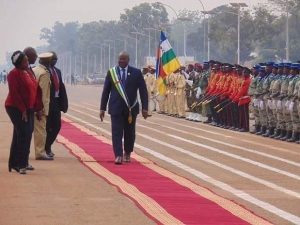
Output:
[
  {"xmin": 9, "ymin": 167, "xmax": 20, "ymax": 173},
  {"xmin": 19, "ymin": 168, "xmax": 27, "ymax": 175}
]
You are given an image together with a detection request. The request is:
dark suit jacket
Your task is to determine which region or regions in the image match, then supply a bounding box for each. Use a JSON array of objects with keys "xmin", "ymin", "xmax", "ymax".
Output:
[
  {"xmin": 49, "ymin": 67, "xmax": 68, "ymax": 113},
  {"xmin": 100, "ymin": 65, "xmax": 148, "ymax": 116}
]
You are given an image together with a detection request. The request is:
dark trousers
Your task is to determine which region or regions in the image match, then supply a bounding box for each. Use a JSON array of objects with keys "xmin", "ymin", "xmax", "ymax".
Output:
[
  {"xmin": 6, "ymin": 107, "xmax": 32, "ymax": 169},
  {"xmin": 239, "ymin": 104, "xmax": 249, "ymax": 131},
  {"xmin": 45, "ymin": 99, "xmax": 61, "ymax": 154},
  {"xmin": 111, "ymin": 114, "xmax": 136, "ymax": 157},
  {"xmin": 230, "ymin": 102, "xmax": 239, "ymax": 128}
]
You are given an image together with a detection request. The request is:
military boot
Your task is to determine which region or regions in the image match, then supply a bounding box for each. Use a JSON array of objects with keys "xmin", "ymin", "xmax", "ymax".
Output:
[
  {"xmin": 275, "ymin": 130, "xmax": 286, "ymax": 139},
  {"xmin": 263, "ymin": 127, "xmax": 275, "ymax": 137},
  {"xmin": 287, "ymin": 132, "xmax": 300, "ymax": 142},
  {"xmin": 281, "ymin": 130, "xmax": 292, "ymax": 141},
  {"xmin": 256, "ymin": 126, "xmax": 266, "ymax": 135},
  {"xmin": 270, "ymin": 129, "xmax": 281, "ymax": 138}
]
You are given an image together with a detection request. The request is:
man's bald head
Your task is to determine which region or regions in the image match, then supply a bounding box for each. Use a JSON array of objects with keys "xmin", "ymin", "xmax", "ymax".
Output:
[
  {"xmin": 23, "ymin": 47, "xmax": 37, "ymax": 65},
  {"xmin": 118, "ymin": 51, "xmax": 130, "ymax": 68}
]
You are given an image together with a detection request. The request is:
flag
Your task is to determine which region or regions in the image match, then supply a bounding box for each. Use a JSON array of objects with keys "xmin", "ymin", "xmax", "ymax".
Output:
[{"xmin": 156, "ymin": 31, "xmax": 181, "ymax": 95}]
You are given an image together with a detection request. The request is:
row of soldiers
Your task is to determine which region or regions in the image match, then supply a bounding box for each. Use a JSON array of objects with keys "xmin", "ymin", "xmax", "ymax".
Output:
[
  {"xmin": 249, "ymin": 62, "xmax": 300, "ymax": 143},
  {"xmin": 142, "ymin": 61, "xmax": 300, "ymax": 143},
  {"xmin": 143, "ymin": 66, "xmax": 187, "ymax": 118},
  {"xmin": 186, "ymin": 61, "xmax": 251, "ymax": 132}
]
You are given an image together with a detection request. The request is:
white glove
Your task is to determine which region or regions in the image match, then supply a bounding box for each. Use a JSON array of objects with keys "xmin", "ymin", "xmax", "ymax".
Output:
[
  {"xmin": 288, "ymin": 101, "xmax": 294, "ymax": 112},
  {"xmin": 267, "ymin": 100, "xmax": 272, "ymax": 109},
  {"xmin": 285, "ymin": 100, "xmax": 290, "ymax": 110},
  {"xmin": 276, "ymin": 100, "xmax": 282, "ymax": 110},
  {"xmin": 253, "ymin": 99, "xmax": 258, "ymax": 107},
  {"xmin": 195, "ymin": 87, "xmax": 202, "ymax": 99},
  {"xmin": 185, "ymin": 80, "xmax": 193, "ymax": 87},
  {"xmin": 259, "ymin": 100, "xmax": 264, "ymax": 110},
  {"xmin": 271, "ymin": 100, "xmax": 276, "ymax": 110}
]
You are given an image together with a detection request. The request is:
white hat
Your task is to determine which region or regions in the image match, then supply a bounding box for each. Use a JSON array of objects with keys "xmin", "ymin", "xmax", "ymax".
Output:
[{"xmin": 38, "ymin": 52, "xmax": 53, "ymax": 58}]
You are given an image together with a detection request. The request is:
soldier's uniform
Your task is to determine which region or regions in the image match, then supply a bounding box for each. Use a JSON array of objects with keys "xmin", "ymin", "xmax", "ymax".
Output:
[
  {"xmin": 282, "ymin": 65, "xmax": 300, "ymax": 141},
  {"xmin": 249, "ymin": 65, "xmax": 261, "ymax": 133},
  {"xmin": 144, "ymin": 70, "xmax": 156, "ymax": 115},
  {"xmin": 175, "ymin": 71, "xmax": 186, "ymax": 118},
  {"xmin": 202, "ymin": 65, "xmax": 221, "ymax": 123},
  {"xmin": 274, "ymin": 64, "xmax": 291, "ymax": 139},
  {"xmin": 166, "ymin": 72, "xmax": 176, "ymax": 116},
  {"xmin": 255, "ymin": 67, "xmax": 268, "ymax": 135},
  {"xmin": 33, "ymin": 54, "xmax": 52, "ymax": 159},
  {"xmin": 261, "ymin": 64, "xmax": 277, "ymax": 137},
  {"xmin": 297, "ymin": 77, "xmax": 300, "ymax": 143},
  {"xmin": 269, "ymin": 64, "xmax": 284, "ymax": 138}
]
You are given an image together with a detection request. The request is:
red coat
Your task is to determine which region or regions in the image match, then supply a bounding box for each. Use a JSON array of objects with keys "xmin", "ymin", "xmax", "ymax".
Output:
[
  {"xmin": 5, "ymin": 68, "xmax": 38, "ymax": 112},
  {"xmin": 232, "ymin": 76, "xmax": 251, "ymax": 105}
]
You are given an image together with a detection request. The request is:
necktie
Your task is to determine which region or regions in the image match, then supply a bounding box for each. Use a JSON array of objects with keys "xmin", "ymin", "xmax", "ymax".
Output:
[{"xmin": 121, "ymin": 68, "xmax": 126, "ymax": 84}]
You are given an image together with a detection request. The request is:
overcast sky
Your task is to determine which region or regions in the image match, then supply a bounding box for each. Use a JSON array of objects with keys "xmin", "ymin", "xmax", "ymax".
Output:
[{"xmin": 0, "ymin": 0, "xmax": 265, "ymax": 64}]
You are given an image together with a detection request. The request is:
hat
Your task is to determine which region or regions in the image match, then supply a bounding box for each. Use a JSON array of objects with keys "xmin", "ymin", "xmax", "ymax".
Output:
[
  {"xmin": 291, "ymin": 63, "xmax": 300, "ymax": 70},
  {"xmin": 265, "ymin": 62, "xmax": 274, "ymax": 66},
  {"xmin": 277, "ymin": 63, "xmax": 284, "ymax": 68},
  {"xmin": 284, "ymin": 63, "xmax": 292, "ymax": 68},
  {"xmin": 243, "ymin": 67, "xmax": 251, "ymax": 74},
  {"xmin": 253, "ymin": 64, "xmax": 260, "ymax": 69},
  {"xmin": 38, "ymin": 52, "xmax": 53, "ymax": 58},
  {"xmin": 259, "ymin": 67, "xmax": 266, "ymax": 72}
]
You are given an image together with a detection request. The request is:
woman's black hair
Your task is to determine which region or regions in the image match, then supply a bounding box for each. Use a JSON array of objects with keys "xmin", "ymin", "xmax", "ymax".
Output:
[{"xmin": 11, "ymin": 50, "xmax": 26, "ymax": 67}]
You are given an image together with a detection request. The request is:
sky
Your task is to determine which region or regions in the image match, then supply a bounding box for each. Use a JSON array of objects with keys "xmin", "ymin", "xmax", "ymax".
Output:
[{"xmin": 0, "ymin": 0, "xmax": 265, "ymax": 64}]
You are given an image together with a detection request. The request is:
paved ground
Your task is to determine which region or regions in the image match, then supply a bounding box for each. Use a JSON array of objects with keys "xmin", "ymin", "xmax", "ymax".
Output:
[
  {"xmin": 0, "ymin": 85, "xmax": 154, "ymax": 225},
  {"xmin": 1, "ymin": 84, "xmax": 300, "ymax": 225}
]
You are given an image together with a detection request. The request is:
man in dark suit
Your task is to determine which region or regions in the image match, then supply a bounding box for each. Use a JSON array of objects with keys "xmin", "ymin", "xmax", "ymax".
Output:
[
  {"xmin": 100, "ymin": 51, "xmax": 148, "ymax": 164},
  {"xmin": 45, "ymin": 51, "xmax": 68, "ymax": 158}
]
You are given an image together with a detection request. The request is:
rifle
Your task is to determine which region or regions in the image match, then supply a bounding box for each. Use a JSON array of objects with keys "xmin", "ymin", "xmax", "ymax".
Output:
[
  {"xmin": 216, "ymin": 101, "xmax": 234, "ymax": 113},
  {"xmin": 214, "ymin": 98, "xmax": 230, "ymax": 109}
]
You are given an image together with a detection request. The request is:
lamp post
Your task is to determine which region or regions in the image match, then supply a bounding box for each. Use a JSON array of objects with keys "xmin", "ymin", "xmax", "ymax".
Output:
[
  {"xmin": 177, "ymin": 17, "xmax": 192, "ymax": 57},
  {"xmin": 230, "ymin": 3, "xmax": 248, "ymax": 64},
  {"xmin": 285, "ymin": 0, "xmax": 290, "ymax": 61},
  {"xmin": 104, "ymin": 40, "xmax": 113, "ymax": 68},
  {"xmin": 201, "ymin": 11, "xmax": 215, "ymax": 61}
]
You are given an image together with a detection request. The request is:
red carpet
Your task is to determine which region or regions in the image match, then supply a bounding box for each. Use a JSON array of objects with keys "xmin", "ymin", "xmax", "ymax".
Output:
[{"xmin": 60, "ymin": 120, "xmax": 258, "ymax": 225}]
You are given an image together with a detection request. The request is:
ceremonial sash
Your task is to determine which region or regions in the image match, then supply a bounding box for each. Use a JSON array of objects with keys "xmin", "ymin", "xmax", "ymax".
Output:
[{"xmin": 109, "ymin": 67, "xmax": 137, "ymax": 124}]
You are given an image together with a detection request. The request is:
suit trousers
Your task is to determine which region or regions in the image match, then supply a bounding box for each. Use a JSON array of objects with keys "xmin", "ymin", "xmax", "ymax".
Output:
[
  {"xmin": 34, "ymin": 114, "xmax": 47, "ymax": 158},
  {"xmin": 45, "ymin": 100, "xmax": 61, "ymax": 154},
  {"xmin": 111, "ymin": 114, "xmax": 136, "ymax": 157},
  {"xmin": 6, "ymin": 107, "xmax": 32, "ymax": 169}
]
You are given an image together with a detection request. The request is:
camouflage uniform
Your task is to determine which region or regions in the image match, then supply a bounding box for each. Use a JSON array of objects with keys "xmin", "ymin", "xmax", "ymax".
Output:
[
  {"xmin": 255, "ymin": 75, "xmax": 268, "ymax": 134},
  {"xmin": 274, "ymin": 74, "xmax": 289, "ymax": 139},
  {"xmin": 285, "ymin": 74, "xmax": 300, "ymax": 141},
  {"xmin": 269, "ymin": 73, "xmax": 284, "ymax": 137},
  {"xmin": 248, "ymin": 75, "xmax": 260, "ymax": 133},
  {"xmin": 261, "ymin": 72, "xmax": 278, "ymax": 136}
]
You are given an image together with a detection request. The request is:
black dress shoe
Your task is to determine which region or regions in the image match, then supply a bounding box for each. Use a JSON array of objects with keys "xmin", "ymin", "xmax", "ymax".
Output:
[
  {"xmin": 9, "ymin": 167, "xmax": 20, "ymax": 173},
  {"xmin": 36, "ymin": 155, "xmax": 54, "ymax": 160},
  {"xmin": 47, "ymin": 152, "xmax": 55, "ymax": 158},
  {"xmin": 19, "ymin": 168, "xmax": 27, "ymax": 175},
  {"xmin": 26, "ymin": 164, "xmax": 35, "ymax": 171},
  {"xmin": 123, "ymin": 154, "xmax": 131, "ymax": 163}
]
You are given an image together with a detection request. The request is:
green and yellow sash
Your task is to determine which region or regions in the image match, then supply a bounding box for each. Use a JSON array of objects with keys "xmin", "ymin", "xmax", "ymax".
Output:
[{"xmin": 109, "ymin": 66, "xmax": 137, "ymax": 124}]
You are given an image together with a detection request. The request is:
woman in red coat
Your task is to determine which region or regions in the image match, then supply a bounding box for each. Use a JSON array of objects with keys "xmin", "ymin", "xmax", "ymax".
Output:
[{"xmin": 5, "ymin": 51, "xmax": 38, "ymax": 174}]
